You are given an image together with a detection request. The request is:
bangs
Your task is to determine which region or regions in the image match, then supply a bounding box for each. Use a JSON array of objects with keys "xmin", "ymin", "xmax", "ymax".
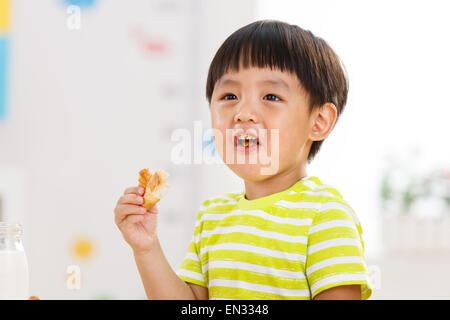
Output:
[
  {"xmin": 222, "ymin": 22, "xmax": 297, "ymax": 74},
  {"xmin": 206, "ymin": 20, "xmax": 302, "ymax": 103}
]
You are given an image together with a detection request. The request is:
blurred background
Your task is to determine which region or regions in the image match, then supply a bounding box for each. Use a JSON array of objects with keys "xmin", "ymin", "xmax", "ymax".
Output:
[{"xmin": 0, "ymin": 0, "xmax": 449, "ymax": 299}]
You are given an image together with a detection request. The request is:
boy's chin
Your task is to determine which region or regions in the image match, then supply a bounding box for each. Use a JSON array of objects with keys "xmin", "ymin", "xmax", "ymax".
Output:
[{"xmin": 227, "ymin": 163, "xmax": 277, "ymax": 182}]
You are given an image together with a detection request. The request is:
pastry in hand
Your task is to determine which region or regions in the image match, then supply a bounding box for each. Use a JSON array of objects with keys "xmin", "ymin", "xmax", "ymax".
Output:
[{"xmin": 138, "ymin": 169, "xmax": 170, "ymax": 210}]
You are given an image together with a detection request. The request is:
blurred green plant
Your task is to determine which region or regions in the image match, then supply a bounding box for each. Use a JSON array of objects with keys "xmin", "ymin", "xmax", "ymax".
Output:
[
  {"xmin": 380, "ymin": 166, "xmax": 450, "ymax": 215},
  {"xmin": 380, "ymin": 172, "xmax": 393, "ymax": 210}
]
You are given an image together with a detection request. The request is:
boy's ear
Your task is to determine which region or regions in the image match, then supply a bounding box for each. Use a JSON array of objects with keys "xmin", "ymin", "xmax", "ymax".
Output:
[{"xmin": 309, "ymin": 102, "xmax": 337, "ymax": 142}]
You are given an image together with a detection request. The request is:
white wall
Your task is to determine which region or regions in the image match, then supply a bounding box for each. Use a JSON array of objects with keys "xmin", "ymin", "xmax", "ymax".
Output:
[
  {"xmin": 256, "ymin": 0, "xmax": 450, "ymax": 299},
  {"xmin": 0, "ymin": 0, "xmax": 255, "ymax": 299}
]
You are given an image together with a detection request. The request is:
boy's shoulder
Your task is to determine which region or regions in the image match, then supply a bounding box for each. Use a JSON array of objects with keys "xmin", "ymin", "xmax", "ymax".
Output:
[
  {"xmin": 198, "ymin": 191, "xmax": 243, "ymax": 211},
  {"xmin": 286, "ymin": 176, "xmax": 345, "ymax": 203},
  {"xmin": 292, "ymin": 176, "xmax": 361, "ymax": 228},
  {"xmin": 289, "ymin": 176, "xmax": 343, "ymax": 199},
  {"xmin": 281, "ymin": 176, "xmax": 359, "ymax": 221}
]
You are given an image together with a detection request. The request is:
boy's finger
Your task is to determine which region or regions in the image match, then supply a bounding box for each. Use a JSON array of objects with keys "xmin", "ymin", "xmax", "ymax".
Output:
[
  {"xmin": 124, "ymin": 186, "xmax": 145, "ymax": 196},
  {"xmin": 119, "ymin": 194, "xmax": 144, "ymax": 205},
  {"xmin": 120, "ymin": 214, "xmax": 145, "ymax": 228},
  {"xmin": 115, "ymin": 204, "xmax": 146, "ymax": 224}
]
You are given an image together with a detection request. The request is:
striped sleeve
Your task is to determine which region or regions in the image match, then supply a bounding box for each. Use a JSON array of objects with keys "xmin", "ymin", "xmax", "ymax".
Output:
[
  {"xmin": 306, "ymin": 200, "xmax": 372, "ymax": 299},
  {"xmin": 176, "ymin": 206, "xmax": 207, "ymax": 287}
]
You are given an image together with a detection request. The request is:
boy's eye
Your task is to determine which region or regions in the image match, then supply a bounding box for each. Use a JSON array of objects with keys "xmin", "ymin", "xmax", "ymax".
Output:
[
  {"xmin": 222, "ymin": 94, "xmax": 237, "ymax": 100},
  {"xmin": 264, "ymin": 94, "xmax": 281, "ymax": 101}
]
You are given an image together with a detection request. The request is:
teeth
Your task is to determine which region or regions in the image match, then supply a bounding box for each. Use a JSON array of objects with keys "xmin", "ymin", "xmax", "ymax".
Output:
[{"xmin": 237, "ymin": 134, "xmax": 258, "ymax": 147}]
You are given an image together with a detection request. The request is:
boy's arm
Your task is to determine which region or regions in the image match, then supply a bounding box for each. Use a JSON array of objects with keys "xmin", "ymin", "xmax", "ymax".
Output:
[
  {"xmin": 187, "ymin": 283, "xmax": 209, "ymax": 300},
  {"xmin": 133, "ymin": 237, "xmax": 198, "ymax": 300},
  {"xmin": 313, "ymin": 285, "xmax": 361, "ymax": 300}
]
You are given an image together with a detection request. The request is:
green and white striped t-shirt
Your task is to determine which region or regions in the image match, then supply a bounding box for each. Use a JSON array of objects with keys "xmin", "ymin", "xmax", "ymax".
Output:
[{"xmin": 176, "ymin": 176, "xmax": 372, "ymax": 300}]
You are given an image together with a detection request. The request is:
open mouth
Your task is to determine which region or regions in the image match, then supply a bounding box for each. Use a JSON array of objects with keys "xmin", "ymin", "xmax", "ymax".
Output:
[{"xmin": 235, "ymin": 133, "xmax": 260, "ymax": 151}]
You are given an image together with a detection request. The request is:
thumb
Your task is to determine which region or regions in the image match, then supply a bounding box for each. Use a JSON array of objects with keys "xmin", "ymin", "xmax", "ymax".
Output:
[
  {"xmin": 147, "ymin": 203, "xmax": 159, "ymax": 214},
  {"xmin": 141, "ymin": 210, "xmax": 158, "ymax": 234}
]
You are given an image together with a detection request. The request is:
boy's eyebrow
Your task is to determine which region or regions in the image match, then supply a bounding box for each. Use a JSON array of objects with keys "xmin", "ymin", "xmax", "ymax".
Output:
[
  {"xmin": 258, "ymin": 79, "xmax": 290, "ymax": 90},
  {"xmin": 216, "ymin": 78, "xmax": 290, "ymax": 90},
  {"xmin": 216, "ymin": 78, "xmax": 240, "ymax": 88}
]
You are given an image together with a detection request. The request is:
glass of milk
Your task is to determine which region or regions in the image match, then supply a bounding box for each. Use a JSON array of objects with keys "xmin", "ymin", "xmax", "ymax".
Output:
[{"xmin": 0, "ymin": 222, "xmax": 29, "ymax": 299}]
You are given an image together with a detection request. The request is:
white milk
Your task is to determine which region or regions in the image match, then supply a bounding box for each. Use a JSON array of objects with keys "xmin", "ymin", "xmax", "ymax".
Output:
[{"xmin": 0, "ymin": 250, "xmax": 29, "ymax": 299}]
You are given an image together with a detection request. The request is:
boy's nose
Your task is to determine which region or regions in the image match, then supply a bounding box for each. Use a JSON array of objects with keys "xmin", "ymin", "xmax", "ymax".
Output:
[{"xmin": 233, "ymin": 102, "xmax": 259, "ymax": 123}]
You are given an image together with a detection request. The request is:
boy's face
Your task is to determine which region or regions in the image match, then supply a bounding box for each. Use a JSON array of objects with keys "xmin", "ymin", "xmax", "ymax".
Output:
[{"xmin": 210, "ymin": 67, "xmax": 316, "ymax": 182}]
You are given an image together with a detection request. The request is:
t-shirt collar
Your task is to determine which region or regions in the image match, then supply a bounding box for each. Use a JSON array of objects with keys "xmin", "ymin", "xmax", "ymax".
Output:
[{"xmin": 237, "ymin": 176, "xmax": 316, "ymax": 210}]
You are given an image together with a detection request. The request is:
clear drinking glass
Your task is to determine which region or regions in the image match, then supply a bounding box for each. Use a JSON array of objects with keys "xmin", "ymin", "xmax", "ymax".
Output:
[{"xmin": 0, "ymin": 222, "xmax": 29, "ymax": 299}]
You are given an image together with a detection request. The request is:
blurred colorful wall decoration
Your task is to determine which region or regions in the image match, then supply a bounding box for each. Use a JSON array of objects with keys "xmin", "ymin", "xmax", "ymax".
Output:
[
  {"xmin": 62, "ymin": 0, "xmax": 97, "ymax": 9},
  {"xmin": 0, "ymin": 0, "xmax": 10, "ymax": 120}
]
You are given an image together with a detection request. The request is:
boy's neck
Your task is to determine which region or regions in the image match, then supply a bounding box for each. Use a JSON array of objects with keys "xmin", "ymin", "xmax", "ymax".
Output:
[{"xmin": 243, "ymin": 166, "xmax": 308, "ymax": 200}]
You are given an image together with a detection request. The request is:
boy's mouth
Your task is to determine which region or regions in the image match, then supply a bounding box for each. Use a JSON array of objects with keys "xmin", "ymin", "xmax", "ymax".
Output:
[
  {"xmin": 233, "ymin": 131, "xmax": 261, "ymax": 153},
  {"xmin": 236, "ymin": 133, "xmax": 259, "ymax": 147}
]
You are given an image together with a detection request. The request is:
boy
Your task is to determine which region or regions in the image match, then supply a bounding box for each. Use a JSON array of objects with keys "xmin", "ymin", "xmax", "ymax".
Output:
[{"xmin": 114, "ymin": 20, "xmax": 372, "ymax": 300}]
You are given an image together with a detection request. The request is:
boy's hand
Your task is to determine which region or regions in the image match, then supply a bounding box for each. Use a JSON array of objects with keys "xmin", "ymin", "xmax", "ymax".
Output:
[{"xmin": 114, "ymin": 186, "xmax": 159, "ymax": 254}]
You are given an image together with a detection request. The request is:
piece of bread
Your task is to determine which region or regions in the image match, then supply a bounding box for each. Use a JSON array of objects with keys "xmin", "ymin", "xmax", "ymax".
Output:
[{"xmin": 138, "ymin": 169, "xmax": 170, "ymax": 210}]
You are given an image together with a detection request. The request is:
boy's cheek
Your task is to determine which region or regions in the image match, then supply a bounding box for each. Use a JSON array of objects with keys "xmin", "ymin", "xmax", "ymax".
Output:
[{"xmin": 211, "ymin": 127, "xmax": 232, "ymax": 156}]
